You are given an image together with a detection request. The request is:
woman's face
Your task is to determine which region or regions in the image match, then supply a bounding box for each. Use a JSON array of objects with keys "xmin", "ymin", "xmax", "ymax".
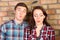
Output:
[{"xmin": 33, "ymin": 9, "xmax": 45, "ymax": 24}]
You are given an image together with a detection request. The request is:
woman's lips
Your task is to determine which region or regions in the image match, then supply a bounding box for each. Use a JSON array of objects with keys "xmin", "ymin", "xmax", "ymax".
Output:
[{"xmin": 37, "ymin": 20, "xmax": 40, "ymax": 23}]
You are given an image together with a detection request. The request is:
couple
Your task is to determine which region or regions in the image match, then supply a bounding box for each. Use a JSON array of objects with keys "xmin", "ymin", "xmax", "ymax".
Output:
[{"xmin": 0, "ymin": 3, "xmax": 55, "ymax": 40}]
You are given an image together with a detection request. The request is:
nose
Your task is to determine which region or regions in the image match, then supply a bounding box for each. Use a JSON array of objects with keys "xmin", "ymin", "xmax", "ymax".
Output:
[
  {"xmin": 19, "ymin": 11, "xmax": 23, "ymax": 14},
  {"xmin": 36, "ymin": 15, "xmax": 40, "ymax": 18},
  {"xmin": 36, "ymin": 17, "xmax": 40, "ymax": 20}
]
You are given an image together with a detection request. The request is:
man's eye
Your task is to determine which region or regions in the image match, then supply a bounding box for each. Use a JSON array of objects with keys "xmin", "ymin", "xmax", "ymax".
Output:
[
  {"xmin": 23, "ymin": 11, "xmax": 26, "ymax": 13},
  {"xmin": 18, "ymin": 9, "xmax": 21, "ymax": 11}
]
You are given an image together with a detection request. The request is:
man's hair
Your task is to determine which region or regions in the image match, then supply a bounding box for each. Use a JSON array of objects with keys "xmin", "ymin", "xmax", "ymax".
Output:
[{"xmin": 14, "ymin": 2, "xmax": 28, "ymax": 12}]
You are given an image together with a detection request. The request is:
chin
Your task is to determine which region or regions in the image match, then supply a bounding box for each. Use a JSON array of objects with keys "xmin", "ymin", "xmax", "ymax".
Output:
[{"xmin": 36, "ymin": 22, "xmax": 42, "ymax": 24}]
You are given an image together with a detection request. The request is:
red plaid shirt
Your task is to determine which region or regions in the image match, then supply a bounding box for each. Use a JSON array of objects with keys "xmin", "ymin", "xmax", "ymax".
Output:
[{"xmin": 24, "ymin": 25, "xmax": 55, "ymax": 40}]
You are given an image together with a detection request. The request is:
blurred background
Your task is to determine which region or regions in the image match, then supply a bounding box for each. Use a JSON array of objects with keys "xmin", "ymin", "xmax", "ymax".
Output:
[{"xmin": 0, "ymin": 0, "xmax": 60, "ymax": 40}]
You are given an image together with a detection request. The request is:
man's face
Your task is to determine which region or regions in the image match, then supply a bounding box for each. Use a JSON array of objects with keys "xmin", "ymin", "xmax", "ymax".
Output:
[{"xmin": 15, "ymin": 6, "xmax": 27, "ymax": 21}]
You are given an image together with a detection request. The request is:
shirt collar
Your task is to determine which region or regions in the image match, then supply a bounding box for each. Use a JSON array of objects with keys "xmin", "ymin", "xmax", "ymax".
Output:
[{"xmin": 12, "ymin": 20, "xmax": 28, "ymax": 27}]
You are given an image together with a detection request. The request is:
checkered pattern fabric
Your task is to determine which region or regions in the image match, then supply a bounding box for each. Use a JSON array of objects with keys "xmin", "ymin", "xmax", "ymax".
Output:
[
  {"xmin": 0, "ymin": 20, "xmax": 29, "ymax": 40},
  {"xmin": 25, "ymin": 25, "xmax": 55, "ymax": 40}
]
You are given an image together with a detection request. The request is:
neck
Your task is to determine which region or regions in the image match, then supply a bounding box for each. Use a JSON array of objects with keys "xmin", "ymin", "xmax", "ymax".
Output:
[
  {"xmin": 36, "ymin": 23, "xmax": 43, "ymax": 28},
  {"xmin": 14, "ymin": 18, "xmax": 23, "ymax": 24}
]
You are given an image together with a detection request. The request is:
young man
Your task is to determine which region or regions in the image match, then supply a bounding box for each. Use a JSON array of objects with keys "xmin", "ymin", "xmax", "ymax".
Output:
[{"xmin": 0, "ymin": 3, "xmax": 29, "ymax": 40}]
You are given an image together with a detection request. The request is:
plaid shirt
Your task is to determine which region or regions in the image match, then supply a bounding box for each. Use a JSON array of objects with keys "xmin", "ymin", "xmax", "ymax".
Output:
[
  {"xmin": 0, "ymin": 20, "xmax": 29, "ymax": 40},
  {"xmin": 25, "ymin": 25, "xmax": 55, "ymax": 40}
]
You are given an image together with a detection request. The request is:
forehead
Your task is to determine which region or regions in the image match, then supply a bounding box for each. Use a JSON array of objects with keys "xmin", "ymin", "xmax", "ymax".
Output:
[
  {"xmin": 33, "ymin": 9, "xmax": 43, "ymax": 14},
  {"xmin": 16, "ymin": 6, "xmax": 26, "ymax": 10}
]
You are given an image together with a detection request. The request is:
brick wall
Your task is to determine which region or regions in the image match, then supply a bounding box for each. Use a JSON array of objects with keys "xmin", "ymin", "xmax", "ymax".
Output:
[
  {"xmin": 0, "ymin": 0, "xmax": 33, "ymax": 24},
  {"xmin": 38, "ymin": 0, "xmax": 60, "ymax": 36},
  {"xmin": 0, "ymin": 0, "xmax": 60, "ymax": 39}
]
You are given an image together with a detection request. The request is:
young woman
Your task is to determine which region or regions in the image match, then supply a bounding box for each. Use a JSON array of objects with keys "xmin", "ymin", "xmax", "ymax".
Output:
[{"xmin": 26, "ymin": 6, "xmax": 55, "ymax": 40}]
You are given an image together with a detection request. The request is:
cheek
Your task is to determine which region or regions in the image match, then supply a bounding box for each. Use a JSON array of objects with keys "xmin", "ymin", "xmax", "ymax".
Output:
[
  {"xmin": 43, "ymin": 16, "xmax": 45, "ymax": 20},
  {"xmin": 34, "ymin": 17, "xmax": 44, "ymax": 22},
  {"xmin": 34, "ymin": 17, "xmax": 37, "ymax": 21},
  {"xmin": 15, "ymin": 13, "xmax": 20, "ymax": 18},
  {"xmin": 22, "ymin": 13, "xmax": 26, "ymax": 17},
  {"xmin": 40, "ymin": 17, "xmax": 45, "ymax": 21},
  {"xmin": 40, "ymin": 17, "xmax": 45, "ymax": 22},
  {"xmin": 16, "ymin": 13, "xmax": 20, "ymax": 16},
  {"xmin": 15, "ymin": 11, "xmax": 19, "ymax": 15},
  {"xmin": 15, "ymin": 10, "xmax": 19, "ymax": 13}
]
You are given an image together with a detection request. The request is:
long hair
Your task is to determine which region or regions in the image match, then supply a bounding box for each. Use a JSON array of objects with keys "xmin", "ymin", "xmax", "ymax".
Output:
[{"xmin": 28, "ymin": 6, "xmax": 50, "ymax": 30}]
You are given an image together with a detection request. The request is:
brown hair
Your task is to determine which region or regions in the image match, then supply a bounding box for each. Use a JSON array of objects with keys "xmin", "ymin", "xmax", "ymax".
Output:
[
  {"xmin": 14, "ymin": 2, "xmax": 29, "ymax": 22},
  {"xmin": 28, "ymin": 6, "xmax": 50, "ymax": 30},
  {"xmin": 14, "ymin": 2, "xmax": 28, "ymax": 13}
]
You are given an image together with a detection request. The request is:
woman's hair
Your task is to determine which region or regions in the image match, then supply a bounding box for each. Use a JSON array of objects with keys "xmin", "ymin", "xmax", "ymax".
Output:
[{"xmin": 28, "ymin": 6, "xmax": 50, "ymax": 30}]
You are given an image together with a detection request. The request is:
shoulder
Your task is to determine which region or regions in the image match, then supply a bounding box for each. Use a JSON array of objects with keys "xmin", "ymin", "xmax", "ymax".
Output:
[
  {"xmin": 44, "ymin": 25, "xmax": 55, "ymax": 34},
  {"xmin": 0, "ymin": 20, "xmax": 14, "ymax": 32},
  {"xmin": 43, "ymin": 25, "xmax": 54, "ymax": 31},
  {"xmin": 24, "ymin": 26, "xmax": 30, "ymax": 30},
  {"xmin": 46, "ymin": 26, "xmax": 54, "ymax": 31},
  {"xmin": 46, "ymin": 26, "xmax": 55, "ymax": 36},
  {"xmin": 0, "ymin": 20, "xmax": 14, "ymax": 28}
]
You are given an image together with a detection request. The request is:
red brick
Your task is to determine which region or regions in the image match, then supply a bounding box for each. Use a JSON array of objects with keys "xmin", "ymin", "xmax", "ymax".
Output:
[
  {"xmin": 0, "ymin": 17, "xmax": 3, "ymax": 25},
  {"xmin": 0, "ymin": 2, "xmax": 8, "ymax": 6},
  {"xmin": 58, "ymin": 0, "xmax": 60, "ymax": 3},
  {"xmin": 3, "ymin": 17, "xmax": 10, "ymax": 21},
  {"xmin": 40, "ymin": 0, "xmax": 57, "ymax": 4},
  {"xmin": 49, "ymin": 4, "xmax": 60, "ymax": 9},
  {"xmin": 9, "ymin": 17, "xmax": 14, "ymax": 20},
  {"xmin": 55, "ymin": 36, "xmax": 60, "ymax": 40},
  {"xmin": 24, "ymin": 1, "xmax": 31, "ymax": 5},
  {"xmin": 1, "ymin": 0, "xmax": 18, "ymax": 1},
  {"xmin": 46, "ymin": 9, "xmax": 56, "ymax": 14},
  {"xmin": 8, "ymin": 7, "xmax": 14, "ymax": 11},
  {"xmin": 56, "ymin": 9, "xmax": 60, "ymax": 14},
  {"xmin": 8, "ymin": 1, "xmax": 20, "ymax": 6},
  {"xmin": 42, "ymin": 5, "xmax": 48, "ymax": 9},
  {"xmin": 48, "ymin": 15, "xmax": 60, "ymax": 19},
  {"xmin": 55, "ymin": 30, "xmax": 60, "ymax": 36},
  {"xmin": 47, "ymin": 19, "xmax": 57, "ymax": 25},
  {"xmin": 8, "ymin": 1, "xmax": 31, "ymax": 6},
  {"xmin": 8, "ymin": 11, "xmax": 14, "ymax": 16},
  {"xmin": 57, "ymin": 20, "xmax": 60, "ymax": 25},
  {"xmin": 0, "ymin": 7, "xmax": 9, "ymax": 11},
  {"xmin": 0, "ymin": 12, "xmax": 7, "ymax": 17},
  {"xmin": 52, "ymin": 25, "xmax": 60, "ymax": 29}
]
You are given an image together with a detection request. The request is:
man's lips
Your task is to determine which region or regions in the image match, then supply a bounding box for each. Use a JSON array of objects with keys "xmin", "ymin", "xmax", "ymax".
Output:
[{"xmin": 19, "ymin": 16, "xmax": 22, "ymax": 17}]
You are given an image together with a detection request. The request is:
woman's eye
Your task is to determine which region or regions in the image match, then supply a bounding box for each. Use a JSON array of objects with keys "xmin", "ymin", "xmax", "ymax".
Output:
[
  {"xmin": 40, "ymin": 15, "xmax": 43, "ymax": 16},
  {"xmin": 34, "ymin": 15, "xmax": 37, "ymax": 17}
]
